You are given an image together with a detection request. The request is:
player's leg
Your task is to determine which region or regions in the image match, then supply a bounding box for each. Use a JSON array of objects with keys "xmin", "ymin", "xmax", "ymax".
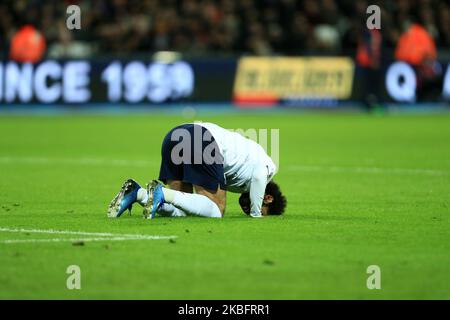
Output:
[
  {"xmin": 146, "ymin": 183, "xmax": 224, "ymax": 218},
  {"xmin": 107, "ymin": 125, "xmax": 196, "ymax": 218},
  {"xmin": 148, "ymin": 126, "xmax": 193, "ymax": 217},
  {"xmin": 143, "ymin": 165, "xmax": 226, "ymax": 219},
  {"xmin": 155, "ymin": 126, "xmax": 226, "ymax": 218},
  {"xmin": 193, "ymin": 184, "xmax": 226, "ymax": 215},
  {"xmin": 166, "ymin": 179, "xmax": 193, "ymax": 193},
  {"xmin": 157, "ymin": 203, "xmax": 187, "ymax": 217},
  {"xmin": 156, "ymin": 179, "xmax": 192, "ymax": 217},
  {"xmin": 143, "ymin": 123, "xmax": 226, "ymax": 219},
  {"xmin": 143, "ymin": 179, "xmax": 224, "ymax": 218},
  {"xmin": 164, "ymin": 184, "xmax": 225, "ymax": 217}
]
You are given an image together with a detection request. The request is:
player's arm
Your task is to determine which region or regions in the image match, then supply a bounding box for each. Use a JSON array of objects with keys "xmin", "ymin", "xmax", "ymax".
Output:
[{"xmin": 248, "ymin": 164, "xmax": 268, "ymax": 218}]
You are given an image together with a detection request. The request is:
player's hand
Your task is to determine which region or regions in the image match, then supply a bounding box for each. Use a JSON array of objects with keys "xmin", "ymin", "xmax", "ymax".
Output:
[{"xmin": 250, "ymin": 212, "xmax": 263, "ymax": 218}]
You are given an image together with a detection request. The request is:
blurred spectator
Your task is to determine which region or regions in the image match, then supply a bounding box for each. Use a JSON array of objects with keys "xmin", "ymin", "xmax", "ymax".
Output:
[
  {"xmin": 395, "ymin": 14, "xmax": 443, "ymax": 101},
  {"xmin": 10, "ymin": 24, "xmax": 46, "ymax": 62},
  {"xmin": 0, "ymin": 0, "xmax": 448, "ymax": 58},
  {"xmin": 314, "ymin": 25, "xmax": 341, "ymax": 52},
  {"xmin": 356, "ymin": 25, "xmax": 383, "ymax": 110},
  {"xmin": 395, "ymin": 22, "xmax": 437, "ymax": 65}
]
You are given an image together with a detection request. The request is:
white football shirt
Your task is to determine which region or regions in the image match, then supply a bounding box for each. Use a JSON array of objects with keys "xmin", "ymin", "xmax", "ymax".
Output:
[{"xmin": 197, "ymin": 122, "xmax": 277, "ymax": 217}]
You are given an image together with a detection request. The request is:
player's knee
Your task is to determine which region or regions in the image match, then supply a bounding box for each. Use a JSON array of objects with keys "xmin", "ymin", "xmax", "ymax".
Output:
[
  {"xmin": 209, "ymin": 199, "xmax": 224, "ymax": 218},
  {"xmin": 217, "ymin": 203, "xmax": 225, "ymax": 217},
  {"xmin": 213, "ymin": 196, "xmax": 226, "ymax": 217}
]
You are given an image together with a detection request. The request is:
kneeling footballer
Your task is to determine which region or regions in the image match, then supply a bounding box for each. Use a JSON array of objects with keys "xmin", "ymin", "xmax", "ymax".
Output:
[{"xmin": 108, "ymin": 122, "xmax": 286, "ymax": 219}]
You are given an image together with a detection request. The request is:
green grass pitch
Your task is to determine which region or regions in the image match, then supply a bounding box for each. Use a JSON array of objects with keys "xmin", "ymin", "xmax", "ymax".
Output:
[{"xmin": 0, "ymin": 111, "xmax": 449, "ymax": 299}]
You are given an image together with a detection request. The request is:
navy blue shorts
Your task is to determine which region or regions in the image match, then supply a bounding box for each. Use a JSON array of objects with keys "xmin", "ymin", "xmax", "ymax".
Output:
[{"xmin": 158, "ymin": 124, "xmax": 226, "ymax": 191}]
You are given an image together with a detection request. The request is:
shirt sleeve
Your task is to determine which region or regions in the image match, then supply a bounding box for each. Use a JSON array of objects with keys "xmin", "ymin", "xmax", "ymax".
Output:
[{"xmin": 249, "ymin": 164, "xmax": 268, "ymax": 218}]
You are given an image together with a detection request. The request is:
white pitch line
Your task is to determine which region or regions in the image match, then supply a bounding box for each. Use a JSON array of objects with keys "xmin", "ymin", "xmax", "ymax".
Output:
[
  {"xmin": 0, "ymin": 227, "xmax": 163, "ymax": 238},
  {"xmin": 286, "ymin": 165, "xmax": 448, "ymax": 176},
  {"xmin": 0, "ymin": 236, "xmax": 174, "ymax": 244},
  {"xmin": 0, "ymin": 155, "xmax": 448, "ymax": 176},
  {"xmin": 0, "ymin": 227, "xmax": 177, "ymax": 244},
  {"xmin": 0, "ymin": 156, "xmax": 151, "ymax": 167}
]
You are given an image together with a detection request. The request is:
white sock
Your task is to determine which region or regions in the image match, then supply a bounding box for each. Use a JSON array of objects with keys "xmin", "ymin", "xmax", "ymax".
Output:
[
  {"xmin": 137, "ymin": 188, "xmax": 186, "ymax": 217},
  {"xmin": 162, "ymin": 188, "xmax": 222, "ymax": 218},
  {"xmin": 157, "ymin": 203, "xmax": 187, "ymax": 217},
  {"xmin": 136, "ymin": 188, "xmax": 148, "ymax": 206}
]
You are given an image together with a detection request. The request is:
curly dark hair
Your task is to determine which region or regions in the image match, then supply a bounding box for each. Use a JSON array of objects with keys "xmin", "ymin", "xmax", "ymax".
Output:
[
  {"xmin": 239, "ymin": 181, "xmax": 287, "ymax": 216},
  {"xmin": 264, "ymin": 181, "xmax": 287, "ymax": 215}
]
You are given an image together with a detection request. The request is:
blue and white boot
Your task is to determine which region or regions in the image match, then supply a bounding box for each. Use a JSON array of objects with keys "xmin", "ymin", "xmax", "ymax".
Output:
[
  {"xmin": 143, "ymin": 180, "xmax": 165, "ymax": 219},
  {"xmin": 107, "ymin": 179, "xmax": 141, "ymax": 218}
]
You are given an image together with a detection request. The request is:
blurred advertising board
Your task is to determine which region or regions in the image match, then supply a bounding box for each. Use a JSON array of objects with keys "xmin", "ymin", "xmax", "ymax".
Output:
[
  {"xmin": 0, "ymin": 60, "xmax": 195, "ymax": 104},
  {"xmin": 0, "ymin": 57, "xmax": 448, "ymax": 106},
  {"xmin": 383, "ymin": 61, "xmax": 450, "ymax": 103},
  {"xmin": 233, "ymin": 57, "xmax": 354, "ymax": 106},
  {"xmin": 0, "ymin": 59, "xmax": 235, "ymax": 104}
]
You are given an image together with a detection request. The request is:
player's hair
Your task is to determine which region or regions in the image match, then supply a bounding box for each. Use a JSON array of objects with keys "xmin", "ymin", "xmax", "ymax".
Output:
[{"xmin": 265, "ymin": 181, "xmax": 287, "ymax": 215}]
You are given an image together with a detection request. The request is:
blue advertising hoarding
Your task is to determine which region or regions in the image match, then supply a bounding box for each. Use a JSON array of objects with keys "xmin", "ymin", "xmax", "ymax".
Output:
[{"xmin": 0, "ymin": 57, "xmax": 448, "ymax": 106}]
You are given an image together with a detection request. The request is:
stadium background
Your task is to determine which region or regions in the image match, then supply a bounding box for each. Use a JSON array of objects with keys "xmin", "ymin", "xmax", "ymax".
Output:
[
  {"xmin": 0, "ymin": 0, "xmax": 449, "ymax": 300},
  {"xmin": 0, "ymin": 0, "xmax": 449, "ymax": 107}
]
